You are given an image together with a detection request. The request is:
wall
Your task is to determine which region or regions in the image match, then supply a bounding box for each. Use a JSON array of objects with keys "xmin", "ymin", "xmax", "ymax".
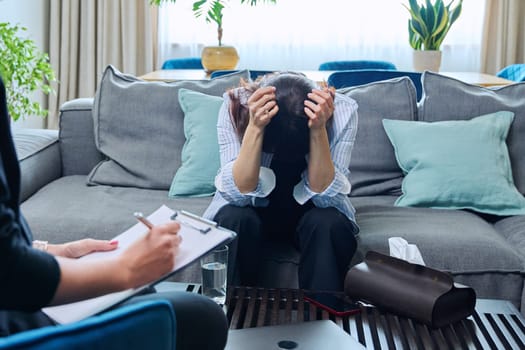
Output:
[{"xmin": 0, "ymin": 0, "xmax": 50, "ymax": 129}]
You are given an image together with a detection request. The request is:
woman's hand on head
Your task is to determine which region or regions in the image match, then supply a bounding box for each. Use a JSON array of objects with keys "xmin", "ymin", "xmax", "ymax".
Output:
[
  {"xmin": 304, "ymin": 87, "xmax": 335, "ymax": 130},
  {"xmin": 247, "ymin": 86, "xmax": 279, "ymax": 130},
  {"xmin": 118, "ymin": 221, "xmax": 182, "ymax": 289}
]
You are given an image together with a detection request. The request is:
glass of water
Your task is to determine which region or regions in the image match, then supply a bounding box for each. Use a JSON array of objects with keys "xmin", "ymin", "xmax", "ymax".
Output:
[{"xmin": 200, "ymin": 245, "xmax": 228, "ymax": 305}]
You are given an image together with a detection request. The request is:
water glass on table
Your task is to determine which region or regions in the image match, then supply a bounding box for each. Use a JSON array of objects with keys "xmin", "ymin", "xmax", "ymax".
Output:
[{"xmin": 200, "ymin": 245, "xmax": 228, "ymax": 305}]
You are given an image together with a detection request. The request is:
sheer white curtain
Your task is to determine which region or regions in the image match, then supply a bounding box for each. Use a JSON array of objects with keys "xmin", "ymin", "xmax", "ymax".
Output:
[{"xmin": 158, "ymin": 0, "xmax": 485, "ymax": 72}]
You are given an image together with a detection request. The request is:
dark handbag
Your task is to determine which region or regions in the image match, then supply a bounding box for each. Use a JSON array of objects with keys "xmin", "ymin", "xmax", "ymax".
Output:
[{"xmin": 344, "ymin": 251, "xmax": 476, "ymax": 328}]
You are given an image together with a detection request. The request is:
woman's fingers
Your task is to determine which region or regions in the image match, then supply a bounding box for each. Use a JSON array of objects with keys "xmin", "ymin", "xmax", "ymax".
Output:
[
  {"xmin": 308, "ymin": 89, "xmax": 334, "ymax": 110},
  {"xmin": 305, "ymin": 88, "xmax": 335, "ymax": 129},
  {"xmin": 248, "ymin": 86, "xmax": 278, "ymax": 127}
]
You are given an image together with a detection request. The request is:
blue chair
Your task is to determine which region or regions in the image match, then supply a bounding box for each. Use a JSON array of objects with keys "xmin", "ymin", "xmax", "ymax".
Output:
[
  {"xmin": 161, "ymin": 57, "xmax": 203, "ymax": 70},
  {"xmin": 318, "ymin": 60, "xmax": 397, "ymax": 71},
  {"xmin": 496, "ymin": 64, "xmax": 525, "ymax": 82},
  {"xmin": 211, "ymin": 69, "xmax": 274, "ymax": 80},
  {"xmin": 328, "ymin": 69, "xmax": 423, "ymax": 100},
  {"xmin": 0, "ymin": 300, "xmax": 176, "ymax": 350}
]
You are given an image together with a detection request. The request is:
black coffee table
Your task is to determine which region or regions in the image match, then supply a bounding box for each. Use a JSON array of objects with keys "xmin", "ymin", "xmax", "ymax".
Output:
[{"xmin": 225, "ymin": 286, "xmax": 525, "ymax": 349}]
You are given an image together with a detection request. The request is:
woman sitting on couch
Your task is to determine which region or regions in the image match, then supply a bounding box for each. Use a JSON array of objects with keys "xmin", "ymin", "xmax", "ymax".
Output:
[{"xmin": 204, "ymin": 72, "xmax": 360, "ymax": 292}]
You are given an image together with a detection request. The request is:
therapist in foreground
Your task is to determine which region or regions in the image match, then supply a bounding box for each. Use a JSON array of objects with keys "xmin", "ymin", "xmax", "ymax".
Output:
[{"xmin": 0, "ymin": 76, "xmax": 227, "ymax": 350}]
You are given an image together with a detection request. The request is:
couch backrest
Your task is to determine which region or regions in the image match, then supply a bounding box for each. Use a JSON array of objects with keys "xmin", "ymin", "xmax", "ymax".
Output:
[
  {"xmin": 339, "ymin": 77, "xmax": 419, "ymax": 197},
  {"xmin": 59, "ymin": 98, "xmax": 104, "ymax": 176}
]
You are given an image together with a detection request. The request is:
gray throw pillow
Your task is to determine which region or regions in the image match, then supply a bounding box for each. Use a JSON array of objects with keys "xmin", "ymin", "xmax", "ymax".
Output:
[
  {"xmin": 339, "ymin": 77, "xmax": 418, "ymax": 196},
  {"xmin": 419, "ymin": 71, "xmax": 525, "ymax": 195},
  {"xmin": 87, "ymin": 65, "xmax": 249, "ymax": 190}
]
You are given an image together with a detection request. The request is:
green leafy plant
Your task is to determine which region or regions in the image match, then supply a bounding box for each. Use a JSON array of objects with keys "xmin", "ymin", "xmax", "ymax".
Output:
[
  {"xmin": 0, "ymin": 22, "xmax": 56, "ymax": 121},
  {"xmin": 403, "ymin": 0, "xmax": 463, "ymax": 51},
  {"xmin": 150, "ymin": 0, "xmax": 276, "ymax": 46}
]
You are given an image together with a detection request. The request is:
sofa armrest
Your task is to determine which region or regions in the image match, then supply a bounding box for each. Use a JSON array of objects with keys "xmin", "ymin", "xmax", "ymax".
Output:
[
  {"xmin": 14, "ymin": 128, "xmax": 61, "ymax": 202},
  {"xmin": 59, "ymin": 98, "xmax": 103, "ymax": 176},
  {"xmin": 0, "ymin": 300, "xmax": 176, "ymax": 350}
]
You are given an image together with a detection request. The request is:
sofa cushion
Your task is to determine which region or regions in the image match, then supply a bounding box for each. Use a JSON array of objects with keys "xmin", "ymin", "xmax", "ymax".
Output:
[
  {"xmin": 352, "ymin": 196, "xmax": 524, "ymax": 273},
  {"xmin": 88, "ymin": 65, "xmax": 248, "ymax": 190},
  {"xmin": 420, "ymin": 71, "xmax": 525, "ymax": 195},
  {"xmin": 351, "ymin": 195, "xmax": 525, "ymax": 305},
  {"xmin": 339, "ymin": 77, "xmax": 418, "ymax": 196},
  {"xmin": 382, "ymin": 111, "xmax": 525, "ymax": 215},
  {"xmin": 168, "ymin": 89, "xmax": 223, "ymax": 197},
  {"xmin": 494, "ymin": 215, "xmax": 525, "ymax": 263},
  {"xmin": 59, "ymin": 98, "xmax": 103, "ymax": 176}
]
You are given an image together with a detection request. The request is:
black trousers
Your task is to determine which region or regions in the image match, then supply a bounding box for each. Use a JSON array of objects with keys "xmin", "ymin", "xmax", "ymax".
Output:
[
  {"xmin": 0, "ymin": 291, "xmax": 228, "ymax": 350},
  {"xmin": 214, "ymin": 204, "xmax": 358, "ymax": 291}
]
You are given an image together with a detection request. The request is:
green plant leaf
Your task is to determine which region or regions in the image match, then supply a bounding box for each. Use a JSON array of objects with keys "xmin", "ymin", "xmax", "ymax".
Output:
[
  {"xmin": 449, "ymin": 0, "xmax": 463, "ymax": 25},
  {"xmin": 240, "ymin": 0, "xmax": 277, "ymax": 5},
  {"xmin": 153, "ymin": 0, "xmax": 276, "ymax": 46},
  {"xmin": 408, "ymin": 0, "xmax": 420, "ymax": 13},
  {"xmin": 0, "ymin": 22, "xmax": 56, "ymax": 121},
  {"xmin": 404, "ymin": 0, "xmax": 462, "ymax": 51},
  {"xmin": 425, "ymin": 0, "xmax": 436, "ymax": 32}
]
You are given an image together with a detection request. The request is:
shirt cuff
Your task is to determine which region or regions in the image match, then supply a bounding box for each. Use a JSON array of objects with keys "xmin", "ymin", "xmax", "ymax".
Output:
[
  {"xmin": 293, "ymin": 170, "xmax": 351, "ymax": 204},
  {"xmin": 215, "ymin": 164, "xmax": 276, "ymax": 200}
]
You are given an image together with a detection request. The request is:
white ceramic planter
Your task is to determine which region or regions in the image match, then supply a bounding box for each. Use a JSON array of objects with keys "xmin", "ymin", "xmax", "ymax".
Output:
[{"xmin": 412, "ymin": 50, "xmax": 442, "ymax": 72}]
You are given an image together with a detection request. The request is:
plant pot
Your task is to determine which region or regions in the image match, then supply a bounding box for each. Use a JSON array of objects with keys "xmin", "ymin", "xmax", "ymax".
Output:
[
  {"xmin": 201, "ymin": 46, "xmax": 240, "ymax": 73},
  {"xmin": 412, "ymin": 50, "xmax": 442, "ymax": 72}
]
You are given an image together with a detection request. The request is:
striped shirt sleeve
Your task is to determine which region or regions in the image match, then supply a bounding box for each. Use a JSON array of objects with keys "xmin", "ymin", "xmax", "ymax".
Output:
[
  {"xmin": 214, "ymin": 90, "xmax": 276, "ymax": 205},
  {"xmin": 293, "ymin": 93, "xmax": 359, "ymax": 219}
]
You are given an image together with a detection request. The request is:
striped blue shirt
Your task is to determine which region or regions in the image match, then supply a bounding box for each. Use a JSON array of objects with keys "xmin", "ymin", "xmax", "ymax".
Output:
[{"xmin": 203, "ymin": 88, "xmax": 359, "ymax": 226}]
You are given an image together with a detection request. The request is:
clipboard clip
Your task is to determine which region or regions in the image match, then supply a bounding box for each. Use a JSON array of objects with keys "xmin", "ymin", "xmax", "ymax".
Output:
[{"xmin": 170, "ymin": 211, "xmax": 216, "ymax": 234}]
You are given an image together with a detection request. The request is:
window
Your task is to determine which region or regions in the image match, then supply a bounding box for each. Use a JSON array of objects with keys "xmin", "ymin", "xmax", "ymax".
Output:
[{"xmin": 158, "ymin": 0, "xmax": 485, "ymax": 71}]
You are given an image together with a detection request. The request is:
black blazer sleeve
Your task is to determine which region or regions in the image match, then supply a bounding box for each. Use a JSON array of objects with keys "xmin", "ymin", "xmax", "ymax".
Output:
[{"xmin": 0, "ymin": 76, "xmax": 60, "ymax": 312}]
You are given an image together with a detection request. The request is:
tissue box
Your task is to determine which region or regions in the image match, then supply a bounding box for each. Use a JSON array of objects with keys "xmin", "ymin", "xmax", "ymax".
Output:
[{"xmin": 344, "ymin": 251, "xmax": 476, "ymax": 328}]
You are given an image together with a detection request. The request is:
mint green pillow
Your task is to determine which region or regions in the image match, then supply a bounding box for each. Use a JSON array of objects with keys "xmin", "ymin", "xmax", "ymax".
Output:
[
  {"xmin": 168, "ymin": 89, "xmax": 223, "ymax": 197},
  {"xmin": 382, "ymin": 111, "xmax": 525, "ymax": 215}
]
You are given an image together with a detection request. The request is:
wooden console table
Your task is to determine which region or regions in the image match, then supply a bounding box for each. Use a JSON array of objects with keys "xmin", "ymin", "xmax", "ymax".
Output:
[{"xmin": 140, "ymin": 69, "xmax": 514, "ymax": 87}]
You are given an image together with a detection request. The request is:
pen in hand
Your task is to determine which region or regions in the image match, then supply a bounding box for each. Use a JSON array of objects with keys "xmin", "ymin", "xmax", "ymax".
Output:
[{"xmin": 134, "ymin": 212, "xmax": 154, "ymax": 229}]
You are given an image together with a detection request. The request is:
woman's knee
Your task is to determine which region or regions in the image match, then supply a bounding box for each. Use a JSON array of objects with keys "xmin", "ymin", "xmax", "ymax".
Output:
[
  {"xmin": 299, "ymin": 207, "xmax": 355, "ymax": 234},
  {"xmin": 214, "ymin": 205, "xmax": 261, "ymax": 230}
]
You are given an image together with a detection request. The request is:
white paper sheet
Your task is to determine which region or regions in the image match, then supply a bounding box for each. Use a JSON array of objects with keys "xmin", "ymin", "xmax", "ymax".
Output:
[{"xmin": 43, "ymin": 205, "xmax": 235, "ymax": 324}]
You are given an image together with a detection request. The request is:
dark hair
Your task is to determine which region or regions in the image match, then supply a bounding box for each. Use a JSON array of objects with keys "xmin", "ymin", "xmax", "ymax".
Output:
[{"xmin": 229, "ymin": 72, "xmax": 315, "ymax": 157}]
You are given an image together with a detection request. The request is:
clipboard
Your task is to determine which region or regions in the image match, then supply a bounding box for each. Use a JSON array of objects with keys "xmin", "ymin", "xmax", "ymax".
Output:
[{"xmin": 42, "ymin": 205, "xmax": 236, "ymax": 324}]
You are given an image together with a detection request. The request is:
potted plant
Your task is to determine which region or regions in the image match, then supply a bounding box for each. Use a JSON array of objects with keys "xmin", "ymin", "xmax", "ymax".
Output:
[
  {"xmin": 150, "ymin": 0, "xmax": 276, "ymax": 72},
  {"xmin": 0, "ymin": 22, "xmax": 56, "ymax": 122},
  {"xmin": 403, "ymin": 0, "xmax": 463, "ymax": 72}
]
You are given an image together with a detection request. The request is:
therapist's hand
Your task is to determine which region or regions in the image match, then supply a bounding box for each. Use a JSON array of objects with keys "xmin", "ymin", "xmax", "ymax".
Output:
[
  {"xmin": 48, "ymin": 239, "xmax": 119, "ymax": 258},
  {"xmin": 118, "ymin": 221, "xmax": 182, "ymax": 289}
]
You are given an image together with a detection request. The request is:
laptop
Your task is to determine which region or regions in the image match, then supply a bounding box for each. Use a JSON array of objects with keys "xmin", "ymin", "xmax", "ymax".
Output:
[{"xmin": 225, "ymin": 320, "xmax": 365, "ymax": 350}]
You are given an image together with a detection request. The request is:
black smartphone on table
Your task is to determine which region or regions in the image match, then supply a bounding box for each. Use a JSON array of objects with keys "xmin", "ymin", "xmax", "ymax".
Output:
[{"xmin": 303, "ymin": 291, "xmax": 361, "ymax": 317}]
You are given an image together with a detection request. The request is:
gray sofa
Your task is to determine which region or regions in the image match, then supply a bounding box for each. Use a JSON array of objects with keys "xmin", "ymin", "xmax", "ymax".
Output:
[{"xmin": 15, "ymin": 67, "xmax": 525, "ymax": 313}]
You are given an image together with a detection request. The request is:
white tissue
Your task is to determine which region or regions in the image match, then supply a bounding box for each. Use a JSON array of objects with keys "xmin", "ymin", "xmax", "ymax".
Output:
[{"xmin": 388, "ymin": 237, "xmax": 426, "ymax": 266}]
